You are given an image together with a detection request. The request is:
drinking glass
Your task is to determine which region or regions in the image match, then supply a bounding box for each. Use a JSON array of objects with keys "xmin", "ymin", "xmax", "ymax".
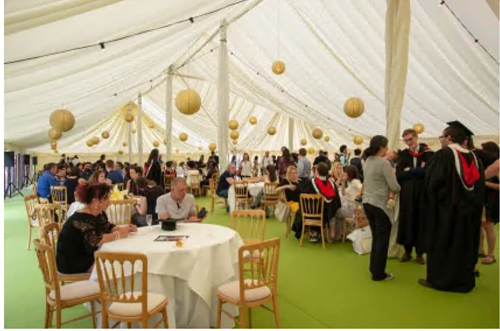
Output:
[{"xmin": 146, "ymin": 214, "xmax": 153, "ymax": 231}]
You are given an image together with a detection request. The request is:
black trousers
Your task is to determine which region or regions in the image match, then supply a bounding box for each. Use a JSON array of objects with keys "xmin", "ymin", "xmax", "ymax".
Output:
[
  {"xmin": 404, "ymin": 244, "xmax": 423, "ymax": 256},
  {"xmin": 363, "ymin": 203, "xmax": 392, "ymax": 281}
]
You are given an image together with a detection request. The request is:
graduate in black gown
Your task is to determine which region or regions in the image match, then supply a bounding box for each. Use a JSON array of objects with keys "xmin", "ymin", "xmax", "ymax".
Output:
[
  {"xmin": 396, "ymin": 129, "xmax": 434, "ymax": 264},
  {"xmin": 419, "ymin": 121, "xmax": 485, "ymax": 293}
]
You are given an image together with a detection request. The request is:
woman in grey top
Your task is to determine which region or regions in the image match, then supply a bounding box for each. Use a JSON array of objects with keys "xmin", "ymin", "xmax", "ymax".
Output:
[{"xmin": 362, "ymin": 135, "xmax": 401, "ymax": 281}]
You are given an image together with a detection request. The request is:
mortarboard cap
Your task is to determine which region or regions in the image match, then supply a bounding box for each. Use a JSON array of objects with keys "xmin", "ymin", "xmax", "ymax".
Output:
[{"xmin": 446, "ymin": 120, "xmax": 474, "ymax": 136}]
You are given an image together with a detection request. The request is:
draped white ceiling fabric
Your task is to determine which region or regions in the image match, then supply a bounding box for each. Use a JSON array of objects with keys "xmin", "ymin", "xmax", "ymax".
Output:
[{"xmin": 4, "ymin": 0, "xmax": 499, "ymax": 155}]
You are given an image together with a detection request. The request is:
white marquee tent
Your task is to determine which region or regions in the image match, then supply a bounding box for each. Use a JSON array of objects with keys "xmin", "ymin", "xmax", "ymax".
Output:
[{"xmin": 4, "ymin": 0, "xmax": 499, "ymax": 167}]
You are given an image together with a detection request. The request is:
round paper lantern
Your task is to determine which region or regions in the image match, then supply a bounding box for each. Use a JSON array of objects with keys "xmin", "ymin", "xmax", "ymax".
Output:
[
  {"xmin": 149, "ymin": 123, "xmax": 155, "ymax": 129},
  {"xmin": 122, "ymin": 142, "xmax": 127, "ymax": 147},
  {"xmin": 86, "ymin": 140, "xmax": 93, "ymax": 147},
  {"xmin": 353, "ymin": 136, "xmax": 364, "ymax": 145},
  {"xmin": 118, "ymin": 150, "xmax": 124, "ymax": 155},
  {"xmin": 209, "ymin": 143, "xmax": 217, "ymax": 151},
  {"xmin": 50, "ymin": 109, "xmax": 75, "ymax": 132},
  {"xmin": 229, "ymin": 131, "xmax": 239, "ymax": 140},
  {"xmin": 163, "ymin": 138, "xmax": 167, "ymax": 145},
  {"xmin": 312, "ymin": 128, "xmax": 323, "ymax": 139},
  {"xmin": 324, "ymin": 136, "xmax": 330, "ymax": 142},
  {"xmin": 175, "ymin": 89, "xmax": 201, "ymax": 115},
  {"xmin": 268, "ymin": 127, "xmax": 277, "ymax": 135},
  {"xmin": 249, "ymin": 117, "xmax": 257, "ymax": 125},
  {"xmin": 232, "ymin": 140, "xmax": 238, "ymax": 145},
  {"xmin": 179, "ymin": 132, "xmax": 188, "ymax": 142},
  {"xmin": 132, "ymin": 128, "xmax": 137, "ymax": 134},
  {"xmin": 344, "ymin": 97, "xmax": 365, "ymax": 118},
  {"xmin": 125, "ymin": 113, "xmax": 134, "ymax": 123},
  {"xmin": 54, "ymin": 149, "xmax": 58, "ymax": 154},
  {"xmin": 91, "ymin": 136, "xmax": 100, "ymax": 144},
  {"xmin": 272, "ymin": 60, "xmax": 286, "ymax": 75},
  {"xmin": 308, "ymin": 147, "xmax": 315, "ymax": 155},
  {"xmin": 48, "ymin": 128, "xmax": 62, "ymax": 140},
  {"xmin": 413, "ymin": 123, "xmax": 425, "ymax": 134},
  {"xmin": 300, "ymin": 139, "xmax": 307, "ymax": 146},
  {"xmin": 50, "ymin": 141, "xmax": 57, "ymax": 149},
  {"xmin": 153, "ymin": 140, "xmax": 159, "ymax": 147},
  {"xmin": 228, "ymin": 120, "xmax": 239, "ymax": 130},
  {"xmin": 175, "ymin": 149, "xmax": 179, "ymax": 153},
  {"xmin": 198, "ymin": 146, "xmax": 203, "ymax": 150},
  {"xmin": 101, "ymin": 131, "xmax": 110, "ymax": 139}
]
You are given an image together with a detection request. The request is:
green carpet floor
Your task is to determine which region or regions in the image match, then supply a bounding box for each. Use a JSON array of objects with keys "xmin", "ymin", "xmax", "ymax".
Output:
[{"xmin": 4, "ymin": 188, "xmax": 499, "ymax": 328}]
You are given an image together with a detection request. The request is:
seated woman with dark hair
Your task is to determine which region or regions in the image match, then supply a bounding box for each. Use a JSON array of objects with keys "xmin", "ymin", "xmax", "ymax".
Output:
[
  {"xmin": 56, "ymin": 183, "xmax": 137, "ymax": 274},
  {"xmin": 132, "ymin": 177, "xmax": 165, "ymax": 226},
  {"xmin": 64, "ymin": 167, "xmax": 82, "ymax": 204},
  {"xmin": 201, "ymin": 161, "xmax": 217, "ymax": 186},
  {"xmin": 126, "ymin": 166, "xmax": 143, "ymax": 196}
]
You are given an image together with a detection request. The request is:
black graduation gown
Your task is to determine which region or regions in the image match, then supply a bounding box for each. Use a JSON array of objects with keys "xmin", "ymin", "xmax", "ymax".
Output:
[
  {"xmin": 146, "ymin": 160, "xmax": 164, "ymax": 188},
  {"xmin": 422, "ymin": 147, "xmax": 485, "ymax": 293},
  {"xmin": 396, "ymin": 144, "xmax": 434, "ymax": 250}
]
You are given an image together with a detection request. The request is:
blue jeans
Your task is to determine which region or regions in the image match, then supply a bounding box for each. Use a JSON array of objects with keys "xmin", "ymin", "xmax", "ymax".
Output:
[{"xmin": 217, "ymin": 189, "xmax": 229, "ymax": 198}]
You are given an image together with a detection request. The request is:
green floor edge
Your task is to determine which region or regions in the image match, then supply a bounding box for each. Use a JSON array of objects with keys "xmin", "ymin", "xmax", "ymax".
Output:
[{"xmin": 4, "ymin": 188, "xmax": 499, "ymax": 328}]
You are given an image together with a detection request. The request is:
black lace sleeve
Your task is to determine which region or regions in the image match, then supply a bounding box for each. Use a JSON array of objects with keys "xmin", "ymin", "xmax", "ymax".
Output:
[{"xmin": 99, "ymin": 212, "xmax": 115, "ymax": 234}]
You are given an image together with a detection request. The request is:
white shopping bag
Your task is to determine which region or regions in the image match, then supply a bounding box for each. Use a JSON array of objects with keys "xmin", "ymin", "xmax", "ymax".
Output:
[{"xmin": 346, "ymin": 226, "xmax": 372, "ymax": 255}]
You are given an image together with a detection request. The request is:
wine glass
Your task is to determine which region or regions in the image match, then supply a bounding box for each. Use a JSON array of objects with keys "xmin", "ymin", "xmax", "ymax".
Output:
[{"xmin": 146, "ymin": 214, "xmax": 153, "ymax": 231}]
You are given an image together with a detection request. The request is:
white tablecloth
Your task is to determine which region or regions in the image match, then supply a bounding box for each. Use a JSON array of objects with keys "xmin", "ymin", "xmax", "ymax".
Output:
[
  {"xmin": 88, "ymin": 223, "xmax": 244, "ymax": 328},
  {"xmin": 228, "ymin": 182, "xmax": 265, "ymax": 212}
]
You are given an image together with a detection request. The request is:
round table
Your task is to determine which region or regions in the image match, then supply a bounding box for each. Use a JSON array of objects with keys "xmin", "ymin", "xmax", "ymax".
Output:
[
  {"xmin": 228, "ymin": 182, "xmax": 265, "ymax": 212},
  {"xmin": 88, "ymin": 223, "xmax": 244, "ymax": 328}
]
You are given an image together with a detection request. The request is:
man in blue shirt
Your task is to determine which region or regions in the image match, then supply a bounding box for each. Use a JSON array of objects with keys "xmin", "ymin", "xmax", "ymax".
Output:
[
  {"xmin": 216, "ymin": 163, "xmax": 236, "ymax": 198},
  {"xmin": 339, "ymin": 145, "xmax": 350, "ymax": 168},
  {"xmin": 36, "ymin": 163, "xmax": 60, "ymax": 200},
  {"xmin": 105, "ymin": 160, "xmax": 124, "ymax": 184}
]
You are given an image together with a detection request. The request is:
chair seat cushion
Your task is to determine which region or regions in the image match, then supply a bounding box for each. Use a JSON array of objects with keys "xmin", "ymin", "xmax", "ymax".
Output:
[
  {"xmin": 108, "ymin": 292, "xmax": 167, "ymax": 317},
  {"xmin": 49, "ymin": 280, "xmax": 100, "ymax": 302},
  {"xmin": 58, "ymin": 272, "xmax": 91, "ymax": 281},
  {"xmin": 218, "ymin": 280, "xmax": 271, "ymax": 303},
  {"xmin": 243, "ymin": 249, "xmax": 264, "ymax": 259}
]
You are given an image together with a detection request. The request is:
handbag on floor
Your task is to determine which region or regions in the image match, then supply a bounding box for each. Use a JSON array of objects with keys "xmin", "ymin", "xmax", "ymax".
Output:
[
  {"xmin": 274, "ymin": 201, "xmax": 290, "ymax": 223},
  {"xmin": 346, "ymin": 225, "xmax": 372, "ymax": 255}
]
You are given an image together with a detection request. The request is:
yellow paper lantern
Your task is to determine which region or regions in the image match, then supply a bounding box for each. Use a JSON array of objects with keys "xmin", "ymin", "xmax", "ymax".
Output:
[
  {"xmin": 324, "ymin": 136, "xmax": 330, "ymax": 142},
  {"xmin": 179, "ymin": 132, "xmax": 188, "ymax": 142},
  {"xmin": 86, "ymin": 140, "xmax": 93, "ymax": 147},
  {"xmin": 101, "ymin": 131, "xmax": 110, "ymax": 139},
  {"xmin": 312, "ymin": 128, "xmax": 323, "ymax": 139},
  {"xmin": 175, "ymin": 89, "xmax": 201, "ymax": 115},
  {"xmin": 344, "ymin": 97, "xmax": 365, "ymax": 118},
  {"xmin": 50, "ymin": 140, "xmax": 57, "ymax": 149},
  {"xmin": 149, "ymin": 123, "xmax": 155, "ymax": 129},
  {"xmin": 125, "ymin": 113, "xmax": 134, "ymax": 123},
  {"xmin": 48, "ymin": 128, "xmax": 62, "ymax": 140},
  {"xmin": 413, "ymin": 123, "xmax": 425, "ymax": 134},
  {"xmin": 209, "ymin": 143, "xmax": 217, "ymax": 151},
  {"xmin": 53, "ymin": 149, "xmax": 58, "ymax": 154},
  {"xmin": 229, "ymin": 131, "xmax": 239, "ymax": 140},
  {"xmin": 120, "ymin": 102, "xmax": 138, "ymax": 113},
  {"xmin": 175, "ymin": 149, "xmax": 179, "ymax": 153},
  {"xmin": 118, "ymin": 150, "xmax": 124, "ymax": 155},
  {"xmin": 272, "ymin": 60, "xmax": 286, "ymax": 75},
  {"xmin": 232, "ymin": 140, "xmax": 238, "ymax": 145},
  {"xmin": 308, "ymin": 147, "xmax": 315, "ymax": 155},
  {"xmin": 249, "ymin": 117, "xmax": 257, "ymax": 125},
  {"xmin": 50, "ymin": 109, "xmax": 75, "ymax": 133},
  {"xmin": 300, "ymin": 139, "xmax": 307, "ymax": 146},
  {"xmin": 132, "ymin": 128, "xmax": 137, "ymax": 134},
  {"xmin": 122, "ymin": 142, "xmax": 127, "ymax": 147},
  {"xmin": 268, "ymin": 127, "xmax": 277, "ymax": 135},
  {"xmin": 92, "ymin": 136, "xmax": 100, "ymax": 144},
  {"xmin": 198, "ymin": 146, "xmax": 203, "ymax": 150},
  {"xmin": 153, "ymin": 140, "xmax": 160, "ymax": 147},
  {"xmin": 229, "ymin": 120, "xmax": 239, "ymax": 130},
  {"xmin": 353, "ymin": 136, "xmax": 364, "ymax": 145}
]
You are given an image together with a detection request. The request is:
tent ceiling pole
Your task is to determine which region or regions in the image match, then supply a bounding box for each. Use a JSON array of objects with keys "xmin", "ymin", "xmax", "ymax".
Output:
[
  {"xmin": 137, "ymin": 92, "xmax": 144, "ymax": 166},
  {"xmin": 288, "ymin": 117, "xmax": 294, "ymax": 152},
  {"xmin": 166, "ymin": 65, "xmax": 174, "ymax": 161},
  {"xmin": 218, "ymin": 20, "xmax": 229, "ymax": 171},
  {"xmin": 127, "ymin": 106, "xmax": 133, "ymax": 163}
]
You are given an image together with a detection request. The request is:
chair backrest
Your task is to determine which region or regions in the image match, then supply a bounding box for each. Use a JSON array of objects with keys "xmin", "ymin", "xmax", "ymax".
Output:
[
  {"xmin": 32, "ymin": 182, "xmax": 38, "ymax": 196},
  {"xmin": 117, "ymin": 183, "xmax": 124, "ymax": 191},
  {"xmin": 51, "ymin": 186, "xmax": 68, "ymax": 205},
  {"xmin": 164, "ymin": 175, "xmax": 173, "ymax": 190},
  {"xmin": 300, "ymin": 194, "xmax": 324, "ymax": 222},
  {"xmin": 24, "ymin": 194, "xmax": 38, "ymax": 224},
  {"xmin": 106, "ymin": 200, "xmax": 134, "ymax": 225},
  {"xmin": 354, "ymin": 204, "xmax": 369, "ymax": 228},
  {"xmin": 212, "ymin": 171, "xmax": 220, "ymax": 183},
  {"xmin": 209, "ymin": 178, "xmax": 216, "ymax": 194},
  {"xmin": 239, "ymin": 238, "xmax": 280, "ymax": 298},
  {"xmin": 190, "ymin": 174, "xmax": 201, "ymax": 189},
  {"xmin": 36, "ymin": 203, "xmax": 63, "ymax": 228},
  {"xmin": 33, "ymin": 239, "xmax": 60, "ymax": 299},
  {"xmin": 234, "ymin": 181, "xmax": 249, "ymax": 199},
  {"xmin": 41, "ymin": 222, "xmax": 61, "ymax": 248},
  {"xmin": 94, "ymin": 251, "xmax": 148, "ymax": 316},
  {"xmin": 231, "ymin": 210, "xmax": 266, "ymax": 241},
  {"xmin": 263, "ymin": 183, "xmax": 279, "ymax": 201}
]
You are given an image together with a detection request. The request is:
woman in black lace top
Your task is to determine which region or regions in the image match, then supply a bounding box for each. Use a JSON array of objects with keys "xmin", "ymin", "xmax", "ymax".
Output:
[{"xmin": 56, "ymin": 183, "xmax": 137, "ymax": 274}]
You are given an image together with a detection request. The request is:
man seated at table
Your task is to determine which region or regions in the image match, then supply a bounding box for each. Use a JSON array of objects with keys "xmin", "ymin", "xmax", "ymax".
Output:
[
  {"xmin": 216, "ymin": 163, "xmax": 236, "ymax": 198},
  {"xmin": 106, "ymin": 160, "xmax": 124, "ymax": 184},
  {"xmin": 156, "ymin": 178, "xmax": 201, "ymax": 222},
  {"xmin": 37, "ymin": 163, "xmax": 61, "ymax": 202}
]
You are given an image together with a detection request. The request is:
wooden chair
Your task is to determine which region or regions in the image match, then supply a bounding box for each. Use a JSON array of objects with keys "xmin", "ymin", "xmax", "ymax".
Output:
[
  {"xmin": 209, "ymin": 178, "xmax": 227, "ymax": 213},
  {"xmin": 32, "ymin": 182, "xmax": 38, "ymax": 198},
  {"xmin": 281, "ymin": 192, "xmax": 295, "ymax": 239},
  {"xmin": 94, "ymin": 251, "xmax": 169, "ymax": 329},
  {"xmin": 35, "ymin": 203, "xmax": 65, "ymax": 230},
  {"xmin": 33, "ymin": 239, "xmax": 100, "ymax": 329},
  {"xmin": 261, "ymin": 183, "xmax": 279, "ymax": 216},
  {"xmin": 230, "ymin": 210, "xmax": 266, "ymax": 245},
  {"xmin": 216, "ymin": 238, "xmax": 281, "ymax": 329},
  {"xmin": 106, "ymin": 200, "xmax": 135, "ymax": 225},
  {"xmin": 340, "ymin": 203, "xmax": 370, "ymax": 244},
  {"xmin": 51, "ymin": 186, "xmax": 68, "ymax": 210},
  {"xmin": 164, "ymin": 175, "xmax": 173, "ymax": 192},
  {"xmin": 299, "ymin": 194, "xmax": 327, "ymax": 250},
  {"xmin": 189, "ymin": 174, "xmax": 202, "ymax": 197},
  {"xmin": 24, "ymin": 194, "xmax": 40, "ymax": 250},
  {"xmin": 234, "ymin": 181, "xmax": 251, "ymax": 210}
]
